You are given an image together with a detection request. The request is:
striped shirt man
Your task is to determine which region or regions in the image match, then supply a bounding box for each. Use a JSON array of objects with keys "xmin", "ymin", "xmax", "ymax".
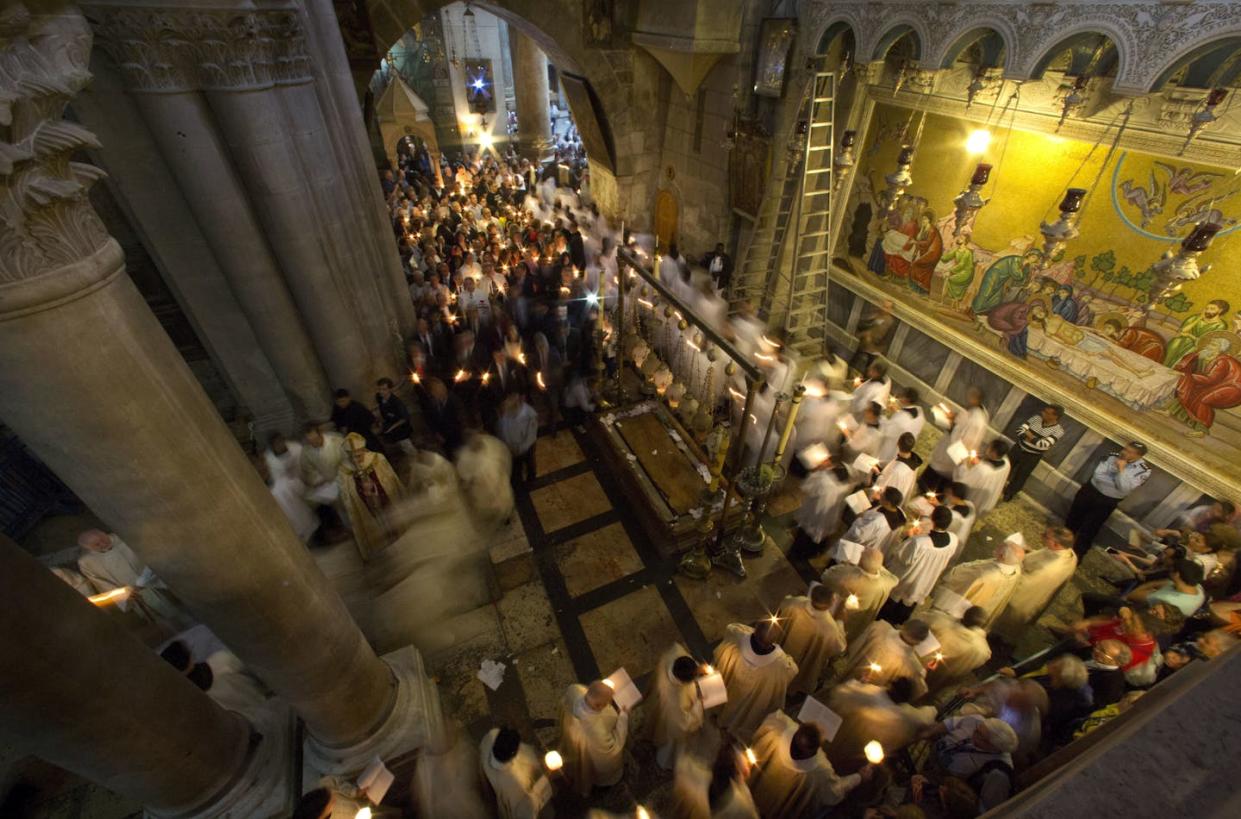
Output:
[{"xmin": 1003, "ymin": 405, "xmax": 1065, "ymax": 501}]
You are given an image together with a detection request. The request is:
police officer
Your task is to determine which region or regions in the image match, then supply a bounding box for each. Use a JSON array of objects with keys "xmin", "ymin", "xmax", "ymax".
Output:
[{"xmin": 1065, "ymin": 441, "xmax": 1151, "ymax": 557}]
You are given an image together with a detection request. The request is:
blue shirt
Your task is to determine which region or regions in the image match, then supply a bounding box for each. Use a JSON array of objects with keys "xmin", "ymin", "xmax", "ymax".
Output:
[{"xmin": 1090, "ymin": 455, "xmax": 1151, "ymax": 499}]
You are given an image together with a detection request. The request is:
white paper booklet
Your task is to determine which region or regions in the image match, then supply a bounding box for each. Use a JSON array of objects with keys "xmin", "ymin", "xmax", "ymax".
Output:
[
  {"xmin": 697, "ymin": 671, "xmax": 728, "ymax": 709},
  {"xmin": 604, "ymin": 667, "xmax": 643, "ymax": 711},
  {"xmin": 946, "ymin": 440, "xmax": 971, "ymax": 465},
  {"xmin": 797, "ymin": 696, "xmax": 843, "ymax": 741},
  {"xmin": 845, "ymin": 490, "xmax": 872, "ymax": 514}
]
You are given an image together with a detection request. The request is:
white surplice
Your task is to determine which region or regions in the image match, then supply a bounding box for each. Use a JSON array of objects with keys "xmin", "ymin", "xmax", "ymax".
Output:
[
  {"xmin": 928, "ymin": 406, "xmax": 990, "ymax": 474},
  {"xmin": 480, "ymin": 728, "xmax": 549, "ymax": 819},
  {"xmin": 877, "ymin": 407, "xmax": 926, "ymax": 462},
  {"xmin": 795, "ymin": 469, "xmax": 852, "ymax": 543},
  {"xmin": 954, "ymin": 457, "xmax": 1011, "ymax": 517},
  {"xmin": 887, "ymin": 532, "xmax": 958, "ymax": 607}
]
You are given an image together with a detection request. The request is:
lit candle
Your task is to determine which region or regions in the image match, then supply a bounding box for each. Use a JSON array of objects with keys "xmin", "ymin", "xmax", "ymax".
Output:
[
  {"xmin": 411, "ymin": 372, "xmax": 421, "ymax": 385},
  {"xmin": 853, "ymin": 376, "xmax": 863, "ymax": 388},
  {"xmin": 867, "ymin": 661, "xmax": 882, "ymax": 674},
  {"xmin": 969, "ymin": 449, "xmax": 978, "ymax": 461},
  {"xmin": 745, "ymin": 747, "xmax": 758, "ymax": 765},
  {"xmin": 845, "ymin": 594, "xmax": 860, "ymax": 610},
  {"xmin": 864, "ymin": 740, "xmax": 885, "ymax": 765},
  {"xmin": 88, "ymin": 587, "xmax": 132, "ymax": 607},
  {"xmin": 480, "ymin": 372, "xmax": 491, "ymax": 385},
  {"xmin": 602, "ymin": 678, "xmax": 616, "ymax": 689},
  {"xmin": 636, "ymin": 807, "xmax": 651, "ymax": 819},
  {"xmin": 544, "ymin": 750, "xmax": 563, "ymax": 771},
  {"xmin": 355, "ymin": 808, "xmax": 372, "ymax": 819},
  {"xmin": 934, "ymin": 651, "xmax": 945, "ymax": 664},
  {"xmin": 454, "ymin": 369, "xmax": 470, "ymax": 383},
  {"xmin": 702, "ymin": 664, "xmax": 715, "ymax": 675},
  {"xmin": 536, "ymin": 372, "xmax": 547, "ymax": 390}
]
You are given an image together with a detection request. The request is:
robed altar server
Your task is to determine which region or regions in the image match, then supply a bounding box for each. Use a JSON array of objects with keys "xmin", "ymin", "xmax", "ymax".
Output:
[
  {"xmin": 646, "ymin": 644, "xmax": 706, "ymax": 769},
  {"xmin": 775, "ymin": 585, "xmax": 847, "ymax": 694},
  {"xmin": 821, "ymin": 549, "xmax": 899, "ymax": 641},
  {"xmin": 954, "ymin": 439, "xmax": 1012, "ymax": 518},
  {"xmin": 558, "ymin": 680, "xmax": 630, "ymax": 795},
  {"xmin": 480, "ymin": 727, "xmax": 551, "ymax": 819},
  {"xmin": 928, "ymin": 541, "xmax": 1025, "ymax": 628},
  {"xmin": 993, "ymin": 526, "xmax": 1078, "ymax": 643},
  {"xmin": 882, "ymin": 506, "xmax": 958, "ymax": 623},
  {"xmin": 713, "ymin": 620, "xmax": 798, "ymax": 741},
  {"xmin": 748, "ymin": 713, "xmax": 865, "ymax": 819},
  {"xmin": 921, "ymin": 606, "xmax": 993, "ymax": 694},
  {"xmin": 791, "ymin": 460, "xmax": 852, "ymax": 553},
  {"xmin": 922, "ymin": 387, "xmax": 989, "ymax": 492},
  {"xmin": 838, "ymin": 619, "xmax": 930, "ymax": 699},
  {"xmin": 877, "ymin": 388, "xmax": 926, "ymax": 462}
]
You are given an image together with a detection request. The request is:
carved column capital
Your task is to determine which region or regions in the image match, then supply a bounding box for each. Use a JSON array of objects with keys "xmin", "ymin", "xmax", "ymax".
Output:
[
  {"xmin": 85, "ymin": 5, "xmax": 313, "ymax": 92},
  {"xmin": 0, "ymin": 4, "xmax": 110, "ymax": 286}
]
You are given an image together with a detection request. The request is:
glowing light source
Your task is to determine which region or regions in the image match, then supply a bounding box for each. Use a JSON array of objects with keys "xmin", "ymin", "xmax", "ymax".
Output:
[
  {"xmin": 586, "ymin": 292, "xmax": 599, "ymax": 306},
  {"xmin": 602, "ymin": 678, "xmax": 616, "ymax": 689},
  {"xmin": 454, "ymin": 369, "xmax": 470, "ymax": 383},
  {"xmin": 410, "ymin": 372, "xmax": 421, "ymax": 385},
  {"xmin": 479, "ymin": 131, "xmax": 494, "ymax": 150},
  {"xmin": 536, "ymin": 372, "xmax": 547, "ymax": 390},
  {"xmin": 745, "ymin": 747, "xmax": 758, "ymax": 765},
  {"xmin": 702, "ymin": 664, "xmax": 715, "ymax": 675},
  {"xmin": 965, "ymin": 129, "xmax": 992, "ymax": 155},
  {"xmin": 845, "ymin": 594, "xmax": 860, "ymax": 610},
  {"xmin": 355, "ymin": 808, "xmax": 372, "ymax": 819},
  {"xmin": 88, "ymin": 587, "xmax": 132, "ymax": 607},
  {"xmin": 544, "ymin": 750, "xmax": 563, "ymax": 771},
  {"xmin": 864, "ymin": 740, "xmax": 885, "ymax": 764},
  {"xmin": 867, "ymin": 662, "xmax": 882, "ymax": 674},
  {"xmin": 636, "ymin": 807, "xmax": 651, "ymax": 819}
]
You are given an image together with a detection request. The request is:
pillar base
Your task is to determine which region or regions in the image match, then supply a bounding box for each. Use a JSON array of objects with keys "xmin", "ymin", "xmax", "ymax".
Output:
[
  {"xmin": 150, "ymin": 702, "xmax": 297, "ymax": 819},
  {"xmin": 302, "ymin": 645, "xmax": 443, "ymax": 777}
]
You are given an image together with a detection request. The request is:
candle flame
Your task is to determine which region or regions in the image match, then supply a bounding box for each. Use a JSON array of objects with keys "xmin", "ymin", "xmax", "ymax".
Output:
[
  {"xmin": 934, "ymin": 651, "xmax": 945, "ymax": 662},
  {"xmin": 411, "ymin": 372, "xmax": 421, "ymax": 384},
  {"xmin": 745, "ymin": 747, "xmax": 758, "ymax": 765},
  {"xmin": 544, "ymin": 750, "xmax": 563, "ymax": 771},
  {"xmin": 602, "ymin": 678, "xmax": 616, "ymax": 689},
  {"xmin": 867, "ymin": 661, "xmax": 882, "ymax": 673},
  {"xmin": 636, "ymin": 808, "xmax": 651, "ymax": 819},
  {"xmin": 536, "ymin": 372, "xmax": 547, "ymax": 390},
  {"xmin": 845, "ymin": 594, "xmax": 860, "ymax": 610},
  {"xmin": 355, "ymin": 808, "xmax": 372, "ymax": 819},
  {"xmin": 517, "ymin": 352, "xmax": 528, "ymax": 365},
  {"xmin": 864, "ymin": 740, "xmax": 885, "ymax": 765},
  {"xmin": 88, "ymin": 587, "xmax": 131, "ymax": 607},
  {"xmin": 702, "ymin": 664, "xmax": 715, "ymax": 675},
  {"xmin": 454, "ymin": 369, "xmax": 470, "ymax": 383},
  {"xmin": 481, "ymin": 372, "xmax": 491, "ymax": 385},
  {"xmin": 761, "ymin": 334, "xmax": 782, "ymax": 349},
  {"xmin": 853, "ymin": 377, "xmax": 863, "ymax": 387}
]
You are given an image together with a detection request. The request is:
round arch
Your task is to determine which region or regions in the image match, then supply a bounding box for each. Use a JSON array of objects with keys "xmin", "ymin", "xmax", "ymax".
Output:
[
  {"xmin": 816, "ymin": 20, "xmax": 857, "ymax": 58},
  {"xmin": 871, "ymin": 23, "xmax": 923, "ymax": 62},
  {"xmin": 937, "ymin": 27, "xmax": 1008, "ymax": 71},
  {"xmin": 1024, "ymin": 27, "xmax": 1125, "ymax": 83},
  {"xmin": 1149, "ymin": 36, "xmax": 1241, "ymax": 92}
]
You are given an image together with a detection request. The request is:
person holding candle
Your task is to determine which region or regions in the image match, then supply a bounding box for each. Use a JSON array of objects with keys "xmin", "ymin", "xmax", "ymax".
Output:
[
  {"xmin": 953, "ymin": 439, "xmax": 1011, "ymax": 518},
  {"xmin": 479, "ymin": 726, "xmax": 551, "ymax": 819},
  {"xmin": 920, "ymin": 387, "xmax": 989, "ymax": 494},
  {"xmin": 872, "ymin": 432, "xmax": 923, "ymax": 504},
  {"xmin": 790, "ymin": 456, "xmax": 853, "ymax": 557},
  {"xmin": 669, "ymin": 743, "xmax": 758, "ymax": 819},
  {"xmin": 824, "ymin": 676, "xmax": 936, "ymax": 774},
  {"xmin": 838, "ymin": 618, "xmax": 930, "ymax": 699},
  {"xmin": 748, "ymin": 714, "xmax": 868, "ymax": 818},
  {"xmin": 842, "ymin": 402, "xmax": 884, "ymax": 470},
  {"xmin": 821, "ymin": 548, "xmax": 900, "ymax": 641},
  {"xmin": 557, "ymin": 679, "xmax": 631, "ymax": 796},
  {"xmin": 775, "ymin": 585, "xmax": 848, "ymax": 694},
  {"xmin": 712, "ymin": 619, "xmax": 798, "ymax": 742},
  {"xmin": 881, "ymin": 506, "xmax": 959, "ymax": 624},
  {"xmin": 645, "ymin": 644, "xmax": 707, "ymax": 770},
  {"xmin": 877, "ymin": 388, "xmax": 925, "ymax": 463},
  {"xmin": 921, "ymin": 606, "xmax": 993, "ymax": 694},
  {"xmin": 849, "ymin": 360, "xmax": 892, "ymax": 418}
]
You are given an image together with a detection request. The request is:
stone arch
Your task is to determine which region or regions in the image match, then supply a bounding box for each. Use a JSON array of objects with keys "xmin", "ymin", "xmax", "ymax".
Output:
[
  {"xmin": 1148, "ymin": 34, "xmax": 1241, "ymax": 93},
  {"xmin": 1019, "ymin": 20, "xmax": 1130, "ymax": 88},
  {"xmin": 931, "ymin": 22, "xmax": 1015, "ymax": 73},
  {"xmin": 812, "ymin": 15, "xmax": 861, "ymax": 58},
  {"xmin": 868, "ymin": 18, "xmax": 929, "ymax": 63}
]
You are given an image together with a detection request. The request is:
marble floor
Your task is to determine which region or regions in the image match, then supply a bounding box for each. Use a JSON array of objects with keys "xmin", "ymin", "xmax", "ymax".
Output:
[{"xmin": 419, "ymin": 418, "xmax": 1116, "ymax": 815}]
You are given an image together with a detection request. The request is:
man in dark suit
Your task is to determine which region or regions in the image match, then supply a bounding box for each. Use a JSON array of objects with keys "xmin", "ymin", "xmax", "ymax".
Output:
[
  {"xmin": 702, "ymin": 242, "xmax": 733, "ymax": 291},
  {"xmin": 420, "ymin": 377, "xmax": 466, "ymax": 457}
]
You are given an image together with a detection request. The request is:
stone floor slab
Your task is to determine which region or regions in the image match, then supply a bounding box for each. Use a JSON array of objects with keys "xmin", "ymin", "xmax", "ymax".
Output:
[
  {"xmin": 536, "ymin": 431, "xmax": 586, "ymax": 476},
  {"xmin": 579, "ymin": 585, "xmax": 679, "ymax": 681},
  {"xmin": 497, "ymin": 580, "xmax": 560, "ymax": 655},
  {"xmin": 554, "ymin": 522, "xmax": 645, "ymax": 598},
  {"xmin": 673, "ymin": 542, "xmax": 805, "ymax": 642},
  {"xmin": 529, "ymin": 471, "xmax": 611, "ymax": 533}
]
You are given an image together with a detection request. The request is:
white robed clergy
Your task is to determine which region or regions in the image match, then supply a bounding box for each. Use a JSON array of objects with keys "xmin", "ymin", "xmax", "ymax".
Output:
[
  {"xmin": 455, "ymin": 433, "xmax": 515, "ymax": 527},
  {"xmin": 993, "ymin": 526, "xmax": 1079, "ymax": 643},
  {"xmin": 835, "ymin": 490, "xmax": 905, "ymax": 559},
  {"xmin": 479, "ymin": 727, "xmax": 551, "ymax": 819},
  {"xmin": 927, "ymin": 541, "xmax": 1025, "ymax": 628},
  {"xmin": 877, "ymin": 393, "xmax": 926, "ymax": 462},
  {"xmin": 841, "ymin": 412, "xmax": 883, "ymax": 468},
  {"xmin": 413, "ymin": 721, "xmax": 491, "ymax": 819},
  {"xmin": 748, "ymin": 712, "xmax": 864, "ymax": 819},
  {"xmin": 885, "ymin": 507, "xmax": 959, "ymax": 613},
  {"xmin": 823, "ymin": 678, "xmax": 937, "ymax": 773},
  {"xmin": 820, "ymin": 549, "xmax": 899, "ymax": 641},
  {"xmin": 76, "ymin": 529, "xmax": 183, "ymax": 628},
  {"xmin": 712, "ymin": 621, "xmax": 798, "ymax": 741},
  {"xmin": 838, "ymin": 619, "xmax": 930, "ymax": 700},
  {"xmin": 942, "ymin": 484, "xmax": 978, "ymax": 559},
  {"xmin": 921, "ymin": 607, "xmax": 993, "ymax": 694},
  {"xmin": 849, "ymin": 367, "xmax": 891, "ymax": 418},
  {"xmin": 299, "ymin": 425, "xmax": 346, "ymax": 506},
  {"xmin": 872, "ymin": 448, "xmax": 922, "ymax": 505},
  {"xmin": 775, "ymin": 587, "xmax": 847, "ymax": 694},
  {"xmin": 558, "ymin": 681, "xmax": 630, "ymax": 796},
  {"xmin": 794, "ymin": 463, "xmax": 852, "ymax": 545},
  {"xmin": 953, "ymin": 440, "xmax": 1012, "ymax": 517},
  {"xmin": 645, "ymin": 643, "xmax": 706, "ymax": 769},
  {"xmin": 927, "ymin": 390, "xmax": 990, "ymax": 479},
  {"xmin": 669, "ymin": 751, "xmax": 759, "ymax": 819},
  {"xmin": 254, "ymin": 451, "xmax": 318, "ymax": 544}
]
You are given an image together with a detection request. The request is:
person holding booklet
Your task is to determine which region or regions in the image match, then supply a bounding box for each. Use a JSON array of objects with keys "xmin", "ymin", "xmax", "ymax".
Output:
[
  {"xmin": 775, "ymin": 585, "xmax": 848, "ymax": 694},
  {"xmin": 881, "ymin": 506, "xmax": 959, "ymax": 624},
  {"xmin": 713, "ymin": 619, "xmax": 798, "ymax": 742},
  {"xmin": 643, "ymin": 645, "xmax": 706, "ymax": 770},
  {"xmin": 748, "ymin": 712, "xmax": 868, "ymax": 818}
]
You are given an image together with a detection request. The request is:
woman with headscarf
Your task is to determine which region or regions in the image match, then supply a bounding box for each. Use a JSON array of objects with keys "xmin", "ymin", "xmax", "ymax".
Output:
[{"xmin": 337, "ymin": 432, "xmax": 407, "ymax": 560}]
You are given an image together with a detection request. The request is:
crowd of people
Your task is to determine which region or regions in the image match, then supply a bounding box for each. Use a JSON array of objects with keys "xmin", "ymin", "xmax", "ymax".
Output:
[{"xmin": 46, "ymin": 121, "xmax": 1241, "ymax": 818}]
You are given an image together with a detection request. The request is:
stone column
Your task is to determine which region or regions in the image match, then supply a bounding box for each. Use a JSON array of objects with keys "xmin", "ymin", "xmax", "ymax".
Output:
[
  {"xmin": 508, "ymin": 27, "xmax": 553, "ymax": 160},
  {"xmin": 0, "ymin": 2, "xmax": 422, "ymax": 764},
  {"xmin": 0, "ymin": 534, "xmax": 272, "ymax": 816},
  {"xmin": 80, "ymin": 33, "xmax": 332, "ymax": 422}
]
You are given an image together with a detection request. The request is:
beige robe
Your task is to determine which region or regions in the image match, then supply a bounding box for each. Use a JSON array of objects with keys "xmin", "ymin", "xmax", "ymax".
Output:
[
  {"xmin": 558, "ymin": 684, "xmax": 629, "ymax": 795},
  {"xmin": 645, "ymin": 643, "xmax": 705, "ymax": 765},
  {"xmin": 820, "ymin": 564, "xmax": 899, "ymax": 642},
  {"xmin": 749, "ymin": 713, "xmax": 861, "ymax": 819},
  {"xmin": 668, "ymin": 754, "xmax": 759, "ymax": 819},
  {"xmin": 928, "ymin": 558, "xmax": 1022, "ymax": 628},
  {"xmin": 838, "ymin": 621, "xmax": 927, "ymax": 699},
  {"xmin": 413, "ymin": 724, "xmax": 491, "ymax": 819},
  {"xmin": 776, "ymin": 596, "xmax": 846, "ymax": 694},
  {"xmin": 824, "ymin": 681, "xmax": 937, "ymax": 772},
  {"xmin": 480, "ymin": 728, "xmax": 550, "ymax": 819},
  {"xmin": 455, "ymin": 434, "xmax": 514, "ymax": 526},
  {"xmin": 77, "ymin": 535, "xmax": 144, "ymax": 596},
  {"xmin": 713, "ymin": 624, "xmax": 798, "ymax": 741},
  {"xmin": 993, "ymin": 547, "xmax": 1078, "ymax": 642},
  {"xmin": 920, "ymin": 609, "xmax": 992, "ymax": 693},
  {"xmin": 337, "ymin": 449, "xmax": 406, "ymax": 560}
]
